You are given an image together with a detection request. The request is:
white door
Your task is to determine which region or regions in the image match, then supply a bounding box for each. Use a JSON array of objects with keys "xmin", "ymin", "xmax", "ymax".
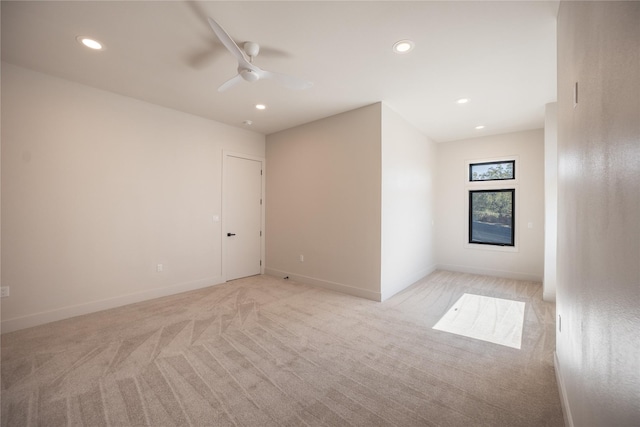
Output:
[{"xmin": 224, "ymin": 154, "xmax": 263, "ymax": 281}]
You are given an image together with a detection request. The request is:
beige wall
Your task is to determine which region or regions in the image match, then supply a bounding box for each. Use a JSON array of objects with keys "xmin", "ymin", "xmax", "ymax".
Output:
[
  {"xmin": 556, "ymin": 2, "xmax": 640, "ymax": 426},
  {"xmin": 2, "ymin": 62, "xmax": 541, "ymax": 333},
  {"xmin": 1, "ymin": 63, "xmax": 265, "ymax": 332},
  {"xmin": 543, "ymin": 102, "xmax": 558, "ymax": 301},
  {"xmin": 436, "ymin": 129, "xmax": 545, "ymax": 281},
  {"xmin": 265, "ymin": 104, "xmax": 382, "ymax": 300},
  {"xmin": 381, "ymin": 104, "xmax": 437, "ymax": 300}
]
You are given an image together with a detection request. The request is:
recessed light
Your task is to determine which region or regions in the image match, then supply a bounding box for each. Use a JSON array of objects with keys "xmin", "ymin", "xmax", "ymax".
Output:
[
  {"xmin": 76, "ymin": 36, "xmax": 104, "ymax": 50},
  {"xmin": 456, "ymin": 98, "xmax": 469, "ymax": 104},
  {"xmin": 393, "ymin": 40, "xmax": 414, "ymax": 54},
  {"xmin": 475, "ymin": 125, "xmax": 486, "ymax": 130},
  {"xmin": 255, "ymin": 104, "xmax": 266, "ymax": 110}
]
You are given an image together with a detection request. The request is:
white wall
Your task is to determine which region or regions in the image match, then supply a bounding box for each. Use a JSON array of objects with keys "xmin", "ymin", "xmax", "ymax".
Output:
[
  {"xmin": 380, "ymin": 104, "xmax": 436, "ymax": 300},
  {"xmin": 1, "ymin": 63, "xmax": 265, "ymax": 332},
  {"xmin": 265, "ymin": 104, "xmax": 382, "ymax": 300},
  {"xmin": 436, "ymin": 129, "xmax": 545, "ymax": 281},
  {"xmin": 556, "ymin": 2, "xmax": 640, "ymax": 426},
  {"xmin": 543, "ymin": 102, "xmax": 558, "ymax": 301}
]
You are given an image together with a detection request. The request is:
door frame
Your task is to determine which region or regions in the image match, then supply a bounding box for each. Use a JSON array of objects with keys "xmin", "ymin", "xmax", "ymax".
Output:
[{"xmin": 222, "ymin": 151, "xmax": 266, "ymax": 281}]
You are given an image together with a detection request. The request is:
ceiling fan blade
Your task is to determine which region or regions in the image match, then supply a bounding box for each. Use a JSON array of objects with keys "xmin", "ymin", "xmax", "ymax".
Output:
[
  {"xmin": 207, "ymin": 17, "xmax": 251, "ymax": 68},
  {"xmin": 217, "ymin": 74, "xmax": 244, "ymax": 92},
  {"xmin": 260, "ymin": 70, "xmax": 313, "ymax": 90}
]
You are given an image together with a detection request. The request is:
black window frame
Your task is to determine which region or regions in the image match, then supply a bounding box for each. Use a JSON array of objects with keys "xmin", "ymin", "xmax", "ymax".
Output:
[
  {"xmin": 468, "ymin": 189, "xmax": 515, "ymax": 247},
  {"xmin": 469, "ymin": 160, "xmax": 515, "ymax": 182}
]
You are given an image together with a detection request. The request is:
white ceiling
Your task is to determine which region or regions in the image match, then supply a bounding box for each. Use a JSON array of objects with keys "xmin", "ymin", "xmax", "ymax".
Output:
[{"xmin": 1, "ymin": 1, "xmax": 558, "ymax": 142}]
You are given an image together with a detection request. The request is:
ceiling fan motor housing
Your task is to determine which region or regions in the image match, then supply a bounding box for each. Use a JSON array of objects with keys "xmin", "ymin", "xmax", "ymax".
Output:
[
  {"xmin": 239, "ymin": 68, "xmax": 260, "ymax": 82},
  {"xmin": 243, "ymin": 42, "xmax": 260, "ymax": 58}
]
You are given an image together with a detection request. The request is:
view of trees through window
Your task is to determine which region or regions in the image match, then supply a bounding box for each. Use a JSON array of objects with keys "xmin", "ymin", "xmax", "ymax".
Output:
[
  {"xmin": 469, "ymin": 189, "xmax": 514, "ymax": 246},
  {"xmin": 470, "ymin": 160, "xmax": 514, "ymax": 181}
]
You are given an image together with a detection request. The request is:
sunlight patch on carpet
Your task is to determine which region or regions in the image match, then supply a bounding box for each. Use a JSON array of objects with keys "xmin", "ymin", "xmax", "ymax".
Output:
[{"xmin": 433, "ymin": 293, "xmax": 525, "ymax": 349}]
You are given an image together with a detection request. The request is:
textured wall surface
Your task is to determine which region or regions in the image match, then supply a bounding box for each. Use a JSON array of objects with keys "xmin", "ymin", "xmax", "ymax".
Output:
[{"xmin": 556, "ymin": 2, "xmax": 640, "ymax": 425}]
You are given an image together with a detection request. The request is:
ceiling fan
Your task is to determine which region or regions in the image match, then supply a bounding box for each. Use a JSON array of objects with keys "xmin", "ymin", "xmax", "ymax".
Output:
[{"xmin": 207, "ymin": 17, "xmax": 313, "ymax": 92}]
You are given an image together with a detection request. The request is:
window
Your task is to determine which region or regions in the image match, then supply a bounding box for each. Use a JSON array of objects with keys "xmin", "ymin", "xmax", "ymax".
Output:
[
  {"xmin": 465, "ymin": 158, "xmax": 517, "ymax": 250},
  {"xmin": 469, "ymin": 189, "xmax": 515, "ymax": 246},
  {"xmin": 469, "ymin": 160, "xmax": 515, "ymax": 181}
]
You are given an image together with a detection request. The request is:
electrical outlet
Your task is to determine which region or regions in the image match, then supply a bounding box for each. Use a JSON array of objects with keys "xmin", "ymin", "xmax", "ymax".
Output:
[
  {"xmin": 299, "ymin": 254, "xmax": 304, "ymax": 262},
  {"xmin": 157, "ymin": 264, "xmax": 163, "ymax": 272},
  {"xmin": 0, "ymin": 287, "xmax": 9, "ymax": 298}
]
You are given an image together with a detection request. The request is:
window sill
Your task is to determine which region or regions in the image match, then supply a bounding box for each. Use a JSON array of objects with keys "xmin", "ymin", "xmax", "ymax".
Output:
[{"xmin": 464, "ymin": 242, "xmax": 519, "ymax": 253}]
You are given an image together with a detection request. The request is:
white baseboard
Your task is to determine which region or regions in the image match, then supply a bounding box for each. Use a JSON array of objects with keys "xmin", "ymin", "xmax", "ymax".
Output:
[
  {"xmin": 554, "ymin": 351, "xmax": 574, "ymax": 427},
  {"xmin": 1, "ymin": 276, "xmax": 225, "ymax": 334},
  {"xmin": 264, "ymin": 268, "xmax": 381, "ymax": 302},
  {"xmin": 381, "ymin": 264, "xmax": 437, "ymax": 301},
  {"xmin": 436, "ymin": 263, "xmax": 542, "ymax": 282}
]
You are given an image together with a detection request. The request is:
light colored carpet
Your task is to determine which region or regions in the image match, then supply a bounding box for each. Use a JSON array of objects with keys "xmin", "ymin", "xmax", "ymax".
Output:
[
  {"xmin": 1, "ymin": 270, "xmax": 564, "ymax": 426},
  {"xmin": 433, "ymin": 293, "xmax": 526, "ymax": 349}
]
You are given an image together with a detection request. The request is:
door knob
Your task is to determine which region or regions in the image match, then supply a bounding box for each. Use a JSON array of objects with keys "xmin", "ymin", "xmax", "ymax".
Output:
[{"xmin": 227, "ymin": 233, "xmax": 236, "ymax": 236}]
